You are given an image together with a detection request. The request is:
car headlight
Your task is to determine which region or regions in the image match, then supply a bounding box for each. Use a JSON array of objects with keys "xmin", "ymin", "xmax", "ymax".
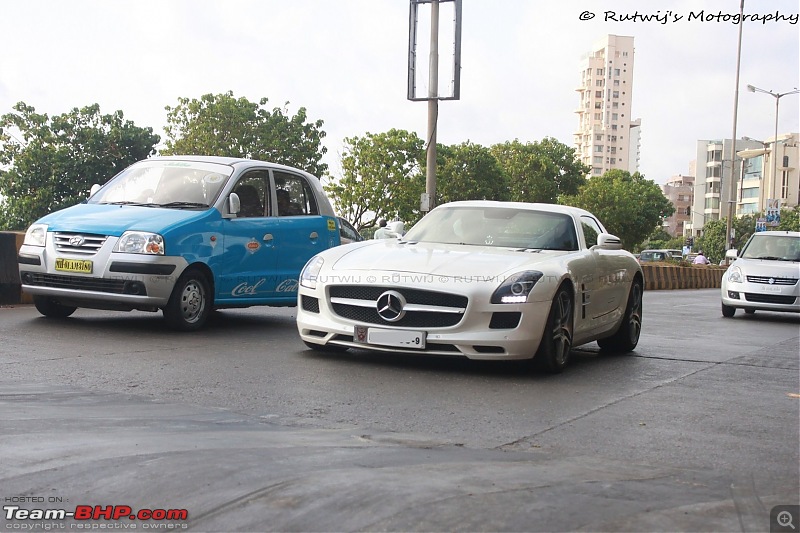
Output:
[
  {"xmin": 113, "ymin": 231, "xmax": 165, "ymax": 255},
  {"xmin": 727, "ymin": 265, "xmax": 743, "ymax": 284},
  {"xmin": 23, "ymin": 224, "xmax": 48, "ymax": 247},
  {"xmin": 491, "ymin": 270, "xmax": 544, "ymax": 304},
  {"xmin": 300, "ymin": 256, "xmax": 325, "ymax": 289}
]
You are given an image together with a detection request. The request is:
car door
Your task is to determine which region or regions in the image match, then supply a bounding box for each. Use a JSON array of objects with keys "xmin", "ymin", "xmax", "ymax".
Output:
[
  {"xmin": 269, "ymin": 171, "xmax": 338, "ymax": 303},
  {"xmin": 581, "ymin": 215, "xmax": 629, "ymax": 327},
  {"xmin": 217, "ymin": 170, "xmax": 279, "ymax": 304}
]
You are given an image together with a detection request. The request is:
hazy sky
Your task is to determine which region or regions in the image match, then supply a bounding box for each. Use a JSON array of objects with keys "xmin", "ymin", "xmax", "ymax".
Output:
[{"xmin": 2, "ymin": 0, "xmax": 798, "ymax": 187}]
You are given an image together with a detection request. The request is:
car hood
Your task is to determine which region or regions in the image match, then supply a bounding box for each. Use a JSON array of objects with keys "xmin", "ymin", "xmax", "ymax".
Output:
[
  {"xmin": 37, "ymin": 203, "xmax": 211, "ymax": 237},
  {"xmin": 331, "ymin": 240, "xmax": 569, "ymax": 277},
  {"xmin": 733, "ymin": 257, "xmax": 800, "ymax": 278}
]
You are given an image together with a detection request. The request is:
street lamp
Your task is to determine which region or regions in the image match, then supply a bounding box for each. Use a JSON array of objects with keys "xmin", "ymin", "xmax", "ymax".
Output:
[{"xmin": 746, "ymin": 85, "xmax": 800, "ymax": 213}]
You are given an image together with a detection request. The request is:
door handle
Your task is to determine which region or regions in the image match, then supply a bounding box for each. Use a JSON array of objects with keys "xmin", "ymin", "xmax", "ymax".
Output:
[
  {"xmin": 263, "ymin": 234, "xmax": 273, "ymax": 242},
  {"xmin": 309, "ymin": 232, "xmax": 319, "ymax": 239}
]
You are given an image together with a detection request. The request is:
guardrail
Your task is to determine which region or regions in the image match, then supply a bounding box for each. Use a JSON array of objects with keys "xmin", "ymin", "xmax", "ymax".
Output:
[{"xmin": 640, "ymin": 263, "xmax": 727, "ymax": 290}]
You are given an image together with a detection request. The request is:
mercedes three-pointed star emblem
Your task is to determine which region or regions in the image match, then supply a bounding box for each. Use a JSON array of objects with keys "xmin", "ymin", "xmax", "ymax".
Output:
[{"xmin": 376, "ymin": 290, "xmax": 407, "ymax": 322}]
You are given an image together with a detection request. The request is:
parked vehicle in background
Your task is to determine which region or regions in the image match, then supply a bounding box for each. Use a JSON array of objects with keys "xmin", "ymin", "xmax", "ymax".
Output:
[
  {"xmin": 17, "ymin": 156, "xmax": 341, "ymax": 330},
  {"xmin": 721, "ymin": 231, "xmax": 800, "ymax": 317},
  {"xmin": 297, "ymin": 201, "xmax": 644, "ymax": 374}
]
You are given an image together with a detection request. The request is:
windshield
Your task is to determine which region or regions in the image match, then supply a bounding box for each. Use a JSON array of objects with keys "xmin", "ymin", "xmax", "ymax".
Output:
[
  {"xmin": 740, "ymin": 234, "xmax": 800, "ymax": 261},
  {"xmin": 403, "ymin": 206, "xmax": 579, "ymax": 250},
  {"xmin": 89, "ymin": 160, "xmax": 233, "ymax": 208}
]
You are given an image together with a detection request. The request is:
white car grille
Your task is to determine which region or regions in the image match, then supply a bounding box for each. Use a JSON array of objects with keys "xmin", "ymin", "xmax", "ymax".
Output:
[{"xmin": 54, "ymin": 232, "xmax": 107, "ymax": 256}]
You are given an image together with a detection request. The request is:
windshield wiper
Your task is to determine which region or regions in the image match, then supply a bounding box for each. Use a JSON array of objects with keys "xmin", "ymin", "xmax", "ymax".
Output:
[
  {"xmin": 156, "ymin": 202, "xmax": 209, "ymax": 209},
  {"xmin": 755, "ymin": 255, "xmax": 784, "ymax": 261},
  {"xmin": 103, "ymin": 201, "xmax": 148, "ymax": 206}
]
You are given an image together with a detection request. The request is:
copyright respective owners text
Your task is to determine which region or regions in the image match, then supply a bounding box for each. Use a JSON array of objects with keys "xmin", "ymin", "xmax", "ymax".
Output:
[
  {"xmin": 578, "ymin": 9, "xmax": 798, "ymax": 24},
  {"xmin": 2, "ymin": 497, "xmax": 189, "ymax": 530}
]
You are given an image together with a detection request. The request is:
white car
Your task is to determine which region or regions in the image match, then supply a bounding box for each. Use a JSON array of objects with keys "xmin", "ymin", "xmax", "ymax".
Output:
[
  {"xmin": 721, "ymin": 230, "xmax": 800, "ymax": 317},
  {"xmin": 296, "ymin": 201, "xmax": 644, "ymax": 373}
]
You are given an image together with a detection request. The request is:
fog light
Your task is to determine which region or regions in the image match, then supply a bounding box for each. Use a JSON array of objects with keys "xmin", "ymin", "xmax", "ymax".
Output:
[{"xmin": 728, "ymin": 291, "xmax": 740, "ymax": 299}]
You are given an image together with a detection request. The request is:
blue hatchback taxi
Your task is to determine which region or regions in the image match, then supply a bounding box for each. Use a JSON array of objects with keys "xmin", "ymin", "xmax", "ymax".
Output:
[{"xmin": 17, "ymin": 156, "xmax": 341, "ymax": 330}]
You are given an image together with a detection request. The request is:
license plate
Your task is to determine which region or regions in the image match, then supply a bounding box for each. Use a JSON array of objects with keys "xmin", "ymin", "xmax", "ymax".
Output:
[
  {"xmin": 354, "ymin": 325, "xmax": 426, "ymax": 349},
  {"xmin": 760, "ymin": 286, "xmax": 782, "ymax": 293},
  {"xmin": 55, "ymin": 258, "xmax": 93, "ymax": 274}
]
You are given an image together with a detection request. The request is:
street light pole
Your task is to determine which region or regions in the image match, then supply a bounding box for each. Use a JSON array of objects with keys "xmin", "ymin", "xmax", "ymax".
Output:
[
  {"xmin": 746, "ymin": 84, "xmax": 800, "ymax": 215},
  {"xmin": 725, "ymin": 0, "xmax": 744, "ymax": 251}
]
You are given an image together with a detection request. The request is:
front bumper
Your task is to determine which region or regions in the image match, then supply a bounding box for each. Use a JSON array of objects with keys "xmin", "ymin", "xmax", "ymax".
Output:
[
  {"xmin": 18, "ymin": 237, "xmax": 188, "ymax": 311},
  {"xmin": 296, "ymin": 282, "xmax": 552, "ymax": 360}
]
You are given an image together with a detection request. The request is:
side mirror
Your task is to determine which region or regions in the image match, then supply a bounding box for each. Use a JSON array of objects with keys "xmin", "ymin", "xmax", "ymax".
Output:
[
  {"xmin": 594, "ymin": 233, "xmax": 623, "ymax": 250},
  {"xmin": 725, "ymin": 249, "xmax": 738, "ymax": 259},
  {"xmin": 89, "ymin": 184, "xmax": 102, "ymax": 197},
  {"xmin": 228, "ymin": 193, "xmax": 241, "ymax": 216}
]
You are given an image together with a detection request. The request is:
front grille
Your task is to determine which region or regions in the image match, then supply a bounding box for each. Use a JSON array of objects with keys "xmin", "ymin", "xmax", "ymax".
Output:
[
  {"xmin": 746, "ymin": 275, "xmax": 798, "ymax": 286},
  {"xmin": 329, "ymin": 285, "xmax": 467, "ymax": 308},
  {"xmin": 54, "ymin": 232, "xmax": 108, "ymax": 256},
  {"xmin": 743, "ymin": 293, "xmax": 796, "ymax": 305},
  {"xmin": 331, "ymin": 304, "xmax": 463, "ymax": 328},
  {"xmin": 23, "ymin": 272, "xmax": 127, "ymax": 294},
  {"xmin": 328, "ymin": 285, "xmax": 467, "ymax": 328}
]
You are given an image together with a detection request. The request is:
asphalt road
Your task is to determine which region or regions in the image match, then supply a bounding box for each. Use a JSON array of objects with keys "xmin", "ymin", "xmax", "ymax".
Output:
[{"xmin": 0, "ymin": 289, "xmax": 798, "ymax": 532}]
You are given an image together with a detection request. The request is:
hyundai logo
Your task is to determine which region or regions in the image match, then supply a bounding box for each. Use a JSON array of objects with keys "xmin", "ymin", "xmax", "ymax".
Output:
[
  {"xmin": 69, "ymin": 235, "xmax": 85, "ymax": 247},
  {"xmin": 376, "ymin": 290, "xmax": 407, "ymax": 322}
]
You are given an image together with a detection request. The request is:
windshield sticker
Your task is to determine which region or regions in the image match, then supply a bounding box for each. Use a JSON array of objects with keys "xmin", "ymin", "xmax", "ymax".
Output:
[{"xmin": 204, "ymin": 173, "xmax": 224, "ymax": 184}]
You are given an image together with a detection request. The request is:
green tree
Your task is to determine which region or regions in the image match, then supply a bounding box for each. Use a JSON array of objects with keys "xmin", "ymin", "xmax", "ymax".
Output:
[
  {"xmin": 491, "ymin": 137, "xmax": 588, "ymax": 203},
  {"xmin": 560, "ymin": 170, "xmax": 674, "ymax": 249},
  {"xmin": 0, "ymin": 102, "xmax": 159, "ymax": 231},
  {"xmin": 695, "ymin": 214, "xmax": 758, "ymax": 264},
  {"xmin": 325, "ymin": 129, "xmax": 425, "ymax": 231},
  {"xmin": 162, "ymin": 91, "xmax": 328, "ymax": 177},
  {"xmin": 777, "ymin": 205, "xmax": 800, "ymax": 231},
  {"xmin": 433, "ymin": 141, "xmax": 510, "ymax": 208}
]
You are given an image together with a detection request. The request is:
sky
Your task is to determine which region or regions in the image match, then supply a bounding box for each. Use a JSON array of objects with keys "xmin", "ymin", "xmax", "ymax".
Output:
[{"xmin": 2, "ymin": 0, "xmax": 798, "ymax": 187}]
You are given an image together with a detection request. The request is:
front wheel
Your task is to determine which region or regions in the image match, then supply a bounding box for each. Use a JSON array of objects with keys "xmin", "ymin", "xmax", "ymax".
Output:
[
  {"xmin": 163, "ymin": 270, "xmax": 211, "ymax": 331},
  {"xmin": 534, "ymin": 287, "xmax": 573, "ymax": 374},
  {"xmin": 598, "ymin": 279, "xmax": 643, "ymax": 353},
  {"xmin": 721, "ymin": 302, "xmax": 736, "ymax": 318},
  {"xmin": 33, "ymin": 296, "xmax": 77, "ymax": 318}
]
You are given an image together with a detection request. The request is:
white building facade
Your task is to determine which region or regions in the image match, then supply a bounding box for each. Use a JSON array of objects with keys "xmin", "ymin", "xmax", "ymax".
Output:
[{"xmin": 574, "ymin": 35, "xmax": 641, "ymax": 176}]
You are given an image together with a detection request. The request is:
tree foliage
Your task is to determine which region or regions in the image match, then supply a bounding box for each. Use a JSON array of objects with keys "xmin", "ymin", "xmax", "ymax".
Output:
[
  {"xmin": 561, "ymin": 169, "xmax": 675, "ymax": 249},
  {"xmin": 162, "ymin": 91, "xmax": 328, "ymax": 177},
  {"xmin": 324, "ymin": 129, "xmax": 425, "ymax": 231},
  {"xmin": 0, "ymin": 102, "xmax": 159, "ymax": 231},
  {"xmin": 433, "ymin": 141, "xmax": 510, "ymax": 208},
  {"xmin": 491, "ymin": 137, "xmax": 588, "ymax": 203}
]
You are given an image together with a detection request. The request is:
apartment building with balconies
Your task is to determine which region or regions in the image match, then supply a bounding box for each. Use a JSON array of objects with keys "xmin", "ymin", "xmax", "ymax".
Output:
[
  {"xmin": 574, "ymin": 35, "xmax": 641, "ymax": 177},
  {"xmin": 661, "ymin": 174, "xmax": 695, "ymax": 237}
]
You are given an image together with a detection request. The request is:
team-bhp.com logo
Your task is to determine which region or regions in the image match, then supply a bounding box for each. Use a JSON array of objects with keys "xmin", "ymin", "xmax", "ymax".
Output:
[{"xmin": 4, "ymin": 504, "xmax": 188, "ymax": 524}]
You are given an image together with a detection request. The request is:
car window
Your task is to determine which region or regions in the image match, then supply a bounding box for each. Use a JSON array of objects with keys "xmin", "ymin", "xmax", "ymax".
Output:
[
  {"xmin": 233, "ymin": 171, "xmax": 268, "ymax": 218},
  {"xmin": 274, "ymin": 171, "xmax": 318, "ymax": 217},
  {"xmin": 580, "ymin": 216, "xmax": 603, "ymax": 247},
  {"xmin": 741, "ymin": 235, "xmax": 800, "ymax": 261},
  {"xmin": 404, "ymin": 206, "xmax": 577, "ymax": 250}
]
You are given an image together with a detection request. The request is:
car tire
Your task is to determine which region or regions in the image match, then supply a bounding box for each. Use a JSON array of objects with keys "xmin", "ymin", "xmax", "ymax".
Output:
[
  {"xmin": 33, "ymin": 296, "xmax": 77, "ymax": 318},
  {"xmin": 597, "ymin": 279, "xmax": 643, "ymax": 353},
  {"xmin": 163, "ymin": 269, "xmax": 211, "ymax": 331},
  {"xmin": 721, "ymin": 303, "xmax": 736, "ymax": 318},
  {"xmin": 534, "ymin": 286, "xmax": 573, "ymax": 374},
  {"xmin": 303, "ymin": 340, "xmax": 349, "ymax": 353}
]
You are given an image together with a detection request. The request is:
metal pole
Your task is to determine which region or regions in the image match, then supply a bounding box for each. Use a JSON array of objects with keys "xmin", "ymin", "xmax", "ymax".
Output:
[
  {"xmin": 425, "ymin": 0, "xmax": 439, "ymax": 210},
  {"xmin": 725, "ymin": 0, "xmax": 744, "ymax": 250},
  {"xmin": 772, "ymin": 95, "xmax": 779, "ymax": 206}
]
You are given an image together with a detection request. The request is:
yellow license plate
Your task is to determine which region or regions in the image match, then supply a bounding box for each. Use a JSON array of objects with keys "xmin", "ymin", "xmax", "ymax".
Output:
[{"xmin": 55, "ymin": 258, "xmax": 93, "ymax": 274}]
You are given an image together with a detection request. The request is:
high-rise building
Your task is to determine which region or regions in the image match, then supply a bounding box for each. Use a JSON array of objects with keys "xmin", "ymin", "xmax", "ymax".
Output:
[
  {"xmin": 574, "ymin": 35, "xmax": 640, "ymax": 176},
  {"xmin": 661, "ymin": 174, "xmax": 695, "ymax": 237}
]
